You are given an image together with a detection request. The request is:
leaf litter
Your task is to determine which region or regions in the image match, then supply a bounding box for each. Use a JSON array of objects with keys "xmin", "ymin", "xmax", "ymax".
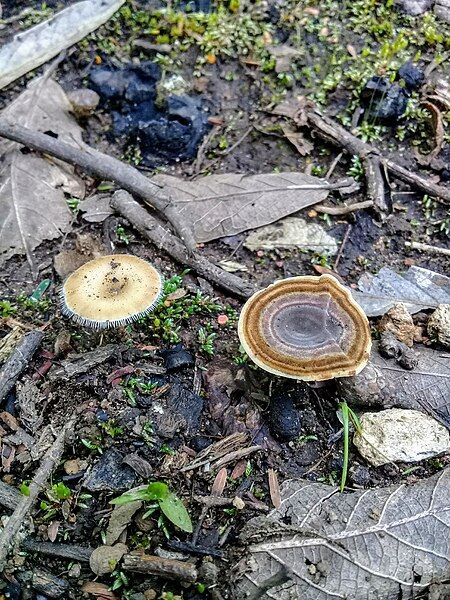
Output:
[
  {"xmin": 0, "ymin": 76, "xmax": 85, "ymax": 272},
  {"xmin": 236, "ymin": 468, "xmax": 450, "ymax": 599}
]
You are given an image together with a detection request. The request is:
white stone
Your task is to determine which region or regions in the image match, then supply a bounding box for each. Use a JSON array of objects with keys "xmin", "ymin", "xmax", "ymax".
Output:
[
  {"xmin": 244, "ymin": 217, "xmax": 337, "ymax": 254},
  {"xmin": 354, "ymin": 408, "xmax": 450, "ymax": 467}
]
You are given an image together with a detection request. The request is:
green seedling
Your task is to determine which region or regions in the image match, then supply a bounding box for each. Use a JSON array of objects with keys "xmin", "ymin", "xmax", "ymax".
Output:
[
  {"xmin": 338, "ymin": 401, "xmax": 362, "ymax": 492},
  {"xmin": 115, "ymin": 225, "xmax": 131, "ymax": 245},
  {"xmin": 0, "ymin": 300, "xmax": 17, "ymax": 318},
  {"xmin": 111, "ymin": 481, "xmax": 193, "ymax": 533},
  {"xmin": 197, "ymin": 326, "xmax": 217, "ymax": 356}
]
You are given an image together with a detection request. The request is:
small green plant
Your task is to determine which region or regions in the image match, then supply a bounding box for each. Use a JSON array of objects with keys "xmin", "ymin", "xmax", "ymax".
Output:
[
  {"xmin": 110, "ymin": 569, "xmax": 129, "ymax": 592},
  {"xmin": 39, "ymin": 482, "xmax": 74, "ymax": 521},
  {"xmin": 66, "ymin": 197, "xmax": 80, "ymax": 212},
  {"xmin": 160, "ymin": 443, "xmax": 176, "ymax": 455},
  {"xmin": 115, "ymin": 225, "xmax": 131, "ymax": 245},
  {"xmin": 99, "ymin": 419, "xmax": 124, "ymax": 438},
  {"xmin": 338, "ymin": 401, "xmax": 362, "ymax": 492},
  {"xmin": 197, "ymin": 326, "xmax": 217, "ymax": 356},
  {"xmin": 0, "ymin": 300, "xmax": 17, "ymax": 318},
  {"xmin": 347, "ymin": 155, "xmax": 364, "ymax": 181},
  {"xmin": 81, "ymin": 437, "xmax": 103, "ymax": 454},
  {"xmin": 111, "ymin": 481, "xmax": 193, "ymax": 533},
  {"xmin": 121, "ymin": 377, "xmax": 159, "ymax": 406}
]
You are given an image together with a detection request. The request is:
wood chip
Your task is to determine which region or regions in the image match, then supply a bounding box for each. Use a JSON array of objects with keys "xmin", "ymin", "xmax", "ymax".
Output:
[
  {"xmin": 82, "ymin": 581, "xmax": 118, "ymax": 599},
  {"xmin": 211, "ymin": 468, "xmax": 227, "ymax": 496},
  {"xmin": 268, "ymin": 468, "xmax": 281, "ymax": 510}
]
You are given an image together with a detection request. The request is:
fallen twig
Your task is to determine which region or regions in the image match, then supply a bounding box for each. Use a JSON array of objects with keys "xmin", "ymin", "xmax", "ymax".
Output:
[
  {"xmin": 314, "ymin": 199, "xmax": 374, "ymax": 215},
  {"xmin": 122, "ymin": 552, "xmax": 197, "ymax": 582},
  {"xmin": 0, "ymin": 417, "xmax": 75, "ymax": 570},
  {"xmin": 305, "ymin": 110, "xmax": 450, "ymax": 204},
  {"xmin": 0, "ymin": 330, "xmax": 44, "ymax": 402},
  {"xmin": 0, "ymin": 480, "xmax": 22, "ymax": 511},
  {"xmin": 111, "ymin": 190, "xmax": 254, "ymax": 298},
  {"xmin": 0, "ymin": 121, "xmax": 196, "ymax": 250},
  {"xmin": 22, "ymin": 539, "xmax": 93, "ymax": 562},
  {"xmin": 181, "ymin": 432, "xmax": 248, "ymax": 472},
  {"xmin": 405, "ymin": 241, "xmax": 450, "ymax": 256}
]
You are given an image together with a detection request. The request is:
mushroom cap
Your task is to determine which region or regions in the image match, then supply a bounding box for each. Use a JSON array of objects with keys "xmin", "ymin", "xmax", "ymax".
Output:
[
  {"xmin": 60, "ymin": 254, "xmax": 162, "ymax": 329},
  {"xmin": 238, "ymin": 274, "xmax": 371, "ymax": 381}
]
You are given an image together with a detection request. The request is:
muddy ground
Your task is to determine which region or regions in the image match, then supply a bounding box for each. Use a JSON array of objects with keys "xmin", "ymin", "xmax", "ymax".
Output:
[{"xmin": 0, "ymin": 1, "xmax": 450, "ymax": 599}]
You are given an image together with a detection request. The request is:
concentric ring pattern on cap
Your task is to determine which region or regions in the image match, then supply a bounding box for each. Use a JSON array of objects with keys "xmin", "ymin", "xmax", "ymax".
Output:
[
  {"xmin": 238, "ymin": 275, "xmax": 371, "ymax": 381},
  {"xmin": 60, "ymin": 254, "xmax": 162, "ymax": 329}
]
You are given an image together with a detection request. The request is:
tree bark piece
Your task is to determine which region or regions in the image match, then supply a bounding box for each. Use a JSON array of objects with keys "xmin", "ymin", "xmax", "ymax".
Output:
[
  {"xmin": 0, "ymin": 330, "xmax": 44, "ymax": 402},
  {"xmin": 32, "ymin": 568, "xmax": 69, "ymax": 598},
  {"xmin": 0, "ymin": 120, "xmax": 196, "ymax": 250},
  {"xmin": 23, "ymin": 539, "xmax": 93, "ymax": 562},
  {"xmin": 0, "ymin": 417, "xmax": 74, "ymax": 570},
  {"xmin": 111, "ymin": 190, "xmax": 254, "ymax": 298},
  {"xmin": 0, "ymin": 480, "xmax": 22, "ymax": 511},
  {"xmin": 306, "ymin": 110, "xmax": 450, "ymax": 204},
  {"xmin": 122, "ymin": 552, "xmax": 198, "ymax": 582}
]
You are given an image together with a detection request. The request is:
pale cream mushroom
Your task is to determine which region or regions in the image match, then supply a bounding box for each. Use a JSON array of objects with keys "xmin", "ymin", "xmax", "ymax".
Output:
[
  {"xmin": 238, "ymin": 274, "xmax": 371, "ymax": 381},
  {"xmin": 60, "ymin": 254, "xmax": 162, "ymax": 330}
]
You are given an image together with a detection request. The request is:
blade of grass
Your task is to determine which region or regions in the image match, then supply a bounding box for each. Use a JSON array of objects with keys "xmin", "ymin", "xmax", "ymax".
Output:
[{"xmin": 339, "ymin": 401, "xmax": 350, "ymax": 492}]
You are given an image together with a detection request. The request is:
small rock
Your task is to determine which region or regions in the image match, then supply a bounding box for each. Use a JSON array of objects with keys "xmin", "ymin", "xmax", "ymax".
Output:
[
  {"xmin": 398, "ymin": 62, "xmax": 425, "ymax": 90},
  {"xmin": 198, "ymin": 560, "xmax": 219, "ymax": 585},
  {"xmin": 266, "ymin": 393, "xmax": 301, "ymax": 441},
  {"xmin": 153, "ymin": 379, "xmax": 203, "ymax": 436},
  {"xmin": 350, "ymin": 464, "xmax": 371, "ymax": 487},
  {"xmin": 84, "ymin": 449, "xmax": 136, "ymax": 492},
  {"xmin": 428, "ymin": 304, "xmax": 450, "ymax": 348},
  {"xmin": 245, "ymin": 217, "xmax": 337, "ymax": 254},
  {"xmin": 379, "ymin": 303, "xmax": 415, "ymax": 347},
  {"xmin": 435, "ymin": 0, "xmax": 450, "ymax": 20},
  {"xmin": 67, "ymin": 88, "xmax": 100, "ymax": 118},
  {"xmin": 64, "ymin": 459, "xmax": 81, "ymax": 475},
  {"xmin": 361, "ymin": 77, "xmax": 409, "ymax": 122},
  {"xmin": 354, "ymin": 409, "xmax": 450, "ymax": 466},
  {"xmin": 379, "ymin": 331, "xmax": 418, "ymax": 370},
  {"xmin": 394, "ymin": 0, "xmax": 433, "ymax": 15},
  {"xmin": 160, "ymin": 344, "xmax": 194, "ymax": 371},
  {"xmin": 89, "ymin": 543, "xmax": 128, "ymax": 576}
]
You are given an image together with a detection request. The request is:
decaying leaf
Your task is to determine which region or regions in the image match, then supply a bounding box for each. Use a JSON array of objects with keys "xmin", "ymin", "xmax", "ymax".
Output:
[
  {"xmin": 352, "ymin": 265, "xmax": 450, "ymax": 316},
  {"xmin": 0, "ymin": 77, "xmax": 85, "ymax": 272},
  {"xmin": 105, "ymin": 500, "xmax": 142, "ymax": 545},
  {"xmin": 414, "ymin": 101, "xmax": 445, "ymax": 165},
  {"xmin": 89, "ymin": 543, "xmax": 128, "ymax": 576},
  {"xmin": 0, "ymin": 0, "xmax": 126, "ymax": 90},
  {"xmin": 82, "ymin": 582, "xmax": 118, "ymax": 599},
  {"xmin": 235, "ymin": 469, "xmax": 450, "ymax": 599},
  {"xmin": 79, "ymin": 194, "xmax": 114, "ymax": 223},
  {"xmin": 149, "ymin": 172, "xmax": 330, "ymax": 243},
  {"xmin": 337, "ymin": 342, "xmax": 450, "ymax": 428}
]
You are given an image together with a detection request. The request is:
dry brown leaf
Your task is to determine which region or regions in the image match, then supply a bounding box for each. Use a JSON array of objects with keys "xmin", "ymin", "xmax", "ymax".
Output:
[
  {"xmin": 280, "ymin": 124, "xmax": 313, "ymax": 156},
  {"xmin": 211, "ymin": 467, "xmax": 228, "ymax": 496},
  {"xmin": 47, "ymin": 520, "xmax": 60, "ymax": 542},
  {"xmin": 414, "ymin": 101, "xmax": 445, "ymax": 165},
  {"xmin": 149, "ymin": 172, "xmax": 330, "ymax": 244},
  {"xmin": 0, "ymin": 76, "xmax": 85, "ymax": 272},
  {"xmin": 268, "ymin": 468, "xmax": 281, "ymax": 509},
  {"xmin": 82, "ymin": 581, "xmax": 118, "ymax": 599}
]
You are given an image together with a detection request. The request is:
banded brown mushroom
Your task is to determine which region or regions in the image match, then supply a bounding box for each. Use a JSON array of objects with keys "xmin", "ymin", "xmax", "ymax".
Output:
[
  {"xmin": 238, "ymin": 274, "xmax": 371, "ymax": 382},
  {"xmin": 60, "ymin": 254, "xmax": 162, "ymax": 330}
]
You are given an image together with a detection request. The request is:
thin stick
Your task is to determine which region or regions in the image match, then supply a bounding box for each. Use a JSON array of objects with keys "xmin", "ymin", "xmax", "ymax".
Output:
[
  {"xmin": 334, "ymin": 223, "xmax": 352, "ymax": 270},
  {"xmin": 22, "ymin": 539, "xmax": 93, "ymax": 562},
  {"xmin": 306, "ymin": 110, "xmax": 450, "ymax": 204},
  {"xmin": 0, "ymin": 121, "xmax": 196, "ymax": 250},
  {"xmin": 0, "ymin": 330, "xmax": 44, "ymax": 402},
  {"xmin": 314, "ymin": 200, "xmax": 373, "ymax": 216},
  {"xmin": 111, "ymin": 190, "xmax": 254, "ymax": 298},
  {"xmin": 0, "ymin": 480, "xmax": 22, "ymax": 511},
  {"xmin": 325, "ymin": 152, "xmax": 343, "ymax": 179},
  {"xmin": 405, "ymin": 241, "xmax": 450, "ymax": 256},
  {"xmin": 0, "ymin": 417, "xmax": 74, "ymax": 570},
  {"xmin": 122, "ymin": 552, "xmax": 197, "ymax": 582}
]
